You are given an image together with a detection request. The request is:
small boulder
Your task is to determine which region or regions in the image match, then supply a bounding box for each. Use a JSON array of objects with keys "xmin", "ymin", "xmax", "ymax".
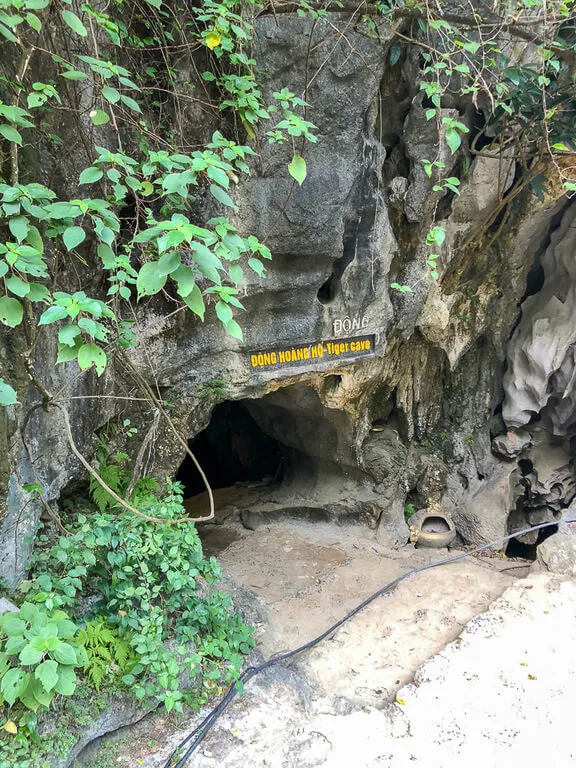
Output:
[
  {"xmin": 491, "ymin": 429, "xmax": 532, "ymax": 459},
  {"xmin": 537, "ymin": 531, "xmax": 576, "ymax": 576}
]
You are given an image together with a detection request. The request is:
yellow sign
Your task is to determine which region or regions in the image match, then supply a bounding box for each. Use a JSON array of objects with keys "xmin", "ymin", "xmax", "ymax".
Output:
[{"xmin": 249, "ymin": 334, "xmax": 375, "ymax": 370}]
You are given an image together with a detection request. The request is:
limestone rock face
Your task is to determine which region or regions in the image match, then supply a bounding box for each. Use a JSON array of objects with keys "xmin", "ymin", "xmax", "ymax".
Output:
[
  {"xmin": 1, "ymin": 12, "xmax": 575, "ymax": 582},
  {"xmin": 503, "ymin": 205, "xmax": 576, "ymax": 434}
]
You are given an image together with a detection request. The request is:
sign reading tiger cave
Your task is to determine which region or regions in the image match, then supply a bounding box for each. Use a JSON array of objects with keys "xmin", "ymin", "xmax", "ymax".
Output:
[{"xmin": 249, "ymin": 333, "xmax": 376, "ymax": 371}]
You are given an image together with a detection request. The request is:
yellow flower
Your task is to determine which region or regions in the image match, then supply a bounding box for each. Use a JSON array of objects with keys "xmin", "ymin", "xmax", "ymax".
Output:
[{"xmin": 205, "ymin": 32, "xmax": 221, "ymax": 50}]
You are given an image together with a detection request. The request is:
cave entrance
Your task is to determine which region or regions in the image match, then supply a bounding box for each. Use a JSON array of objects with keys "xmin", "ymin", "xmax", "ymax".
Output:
[{"xmin": 175, "ymin": 400, "xmax": 285, "ymax": 500}]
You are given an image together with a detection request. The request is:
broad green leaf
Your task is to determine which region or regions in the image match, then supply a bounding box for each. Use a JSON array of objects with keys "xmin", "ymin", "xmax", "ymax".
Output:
[
  {"xmin": 63, "ymin": 226, "xmax": 86, "ymax": 251},
  {"xmin": 120, "ymin": 94, "xmax": 141, "ymax": 113},
  {"xmin": 0, "ymin": 263, "xmax": 7, "ymax": 279},
  {"xmin": 0, "ymin": 296, "xmax": 23, "ymax": 327},
  {"xmin": 35, "ymin": 660, "xmax": 58, "ymax": 692},
  {"xmin": 102, "ymin": 86, "xmax": 121, "ymax": 104},
  {"xmin": 5, "ymin": 636, "xmax": 25, "ymax": 655},
  {"xmin": 27, "ymin": 93, "xmax": 45, "ymax": 109},
  {"xmin": 56, "ymin": 341, "xmax": 82, "ymax": 363},
  {"xmin": 0, "ymin": 21, "xmax": 18, "ymax": 43},
  {"xmin": 158, "ymin": 251, "xmax": 181, "ymax": 276},
  {"xmin": 45, "ymin": 202, "xmax": 83, "ymax": 219},
  {"xmin": 248, "ymin": 258, "xmax": 265, "ymax": 277},
  {"xmin": 8, "ymin": 215, "xmax": 29, "ymax": 243},
  {"xmin": 53, "ymin": 643, "xmax": 77, "ymax": 665},
  {"xmin": 288, "ymin": 154, "xmax": 306, "ymax": 186},
  {"xmin": 225, "ymin": 319, "xmax": 243, "ymax": 341},
  {"xmin": 90, "ymin": 110, "xmax": 109, "ymax": 126},
  {"xmin": 54, "ymin": 665, "xmax": 76, "ymax": 696},
  {"xmin": 26, "ymin": 227, "xmax": 45, "ymax": 254},
  {"xmin": 61, "ymin": 10, "xmax": 87, "ymax": 37},
  {"xmin": 1, "ymin": 668, "xmax": 28, "ymax": 706},
  {"xmin": 78, "ymin": 317, "xmax": 102, "ymax": 338},
  {"xmin": 190, "ymin": 243, "xmax": 222, "ymax": 284},
  {"xmin": 56, "ymin": 620, "xmax": 78, "ymax": 640},
  {"xmin": 0, "ymin": 614, "xmax": 26, "ymax": 635},
  {"xmin": 0, "ymin": 379, "xmax": 18, "ymax": 406},
  {"xmin": 172, "ymin": 265, "xmax": 196, "ymax": 298},
  {"xmin": 125, "ymin": 176, "xmax": 141, "ymax": 191},
  {"xmin": 60, "ymin": 70, "xmax": 88, "ymax": 81},
  {"xmin": 28, "ymin": 677, "xmax": 52, "ymax": 708},
  {"xmin": 17, "ymin": 679, "xmax": 40, "ymax": 712},
  {"xmin": 229, "ymin": 264, "xmax": 243, "ymax": 285},
  {"xmin": 162, "ymin": 171, "xmax": 194, "ymax": 195},
  {"xmin": 136, "ymin": 261, "xmax": 167, "ymax": 297},
  {"xmin": 58, "ymin": 324, "xmax": 81, "ymax": 347},
  {"xmin": 0, "ymin": 655, "xmax": 11, "ymax": 679},
  {"xmin": 0, "ymin": 125, "xmax": 23, "ymax": 145},
  {"xmin": 428, "ymin": 226, "xmax": 446, "ymax": 247},
  {"xmin": 207, "ymin": 166, "xmax": 229, "ymax": 188},
  {"xmin": 79, "ymin": 166, "xmax": 103, "ymax": 185},
  {"xmin": 182, "ymin": 284, "xmax": 204, "ymax": 319},
  {"xmin": 445, "ymin": 128, "xmax": 461, "ymax": 154},
  {"xmin": 27, "ymin": 283, "xmax": 50, "ymax": 302},
  {"xmin": 228, "ymin": 295, "xmax": 245, "ymax": 310},
  {"xmin": 97, "ymin": 243, "xmax": 116, "ymax": 268},
  {"xmin": 6, "ymin": 276, "xmax": 30, "ymax": 298},
  {"xmin": 26, "ymin": 12, "xmax": 42, "ymax": 32},
  {"xmin": 215, "ymin": 301, "xmax": 233, "ymax": 326},
  {"xmin": 209, "ymin": 184, "xmax": 236, "ymax": 208},
  {"xmin": 77, "ymin": 343, "xmax": 107, "ymax": 376},
  {"xmin": 157, "ymin": 229, "xmax": 186, "ymax": 253},
  {"xmin": 39, "ymin": 305, "xmax": 68, "ymax": 325},
  {"xmin": 19, "ymin": 644, "xmax": 44, "ymax": 666}
]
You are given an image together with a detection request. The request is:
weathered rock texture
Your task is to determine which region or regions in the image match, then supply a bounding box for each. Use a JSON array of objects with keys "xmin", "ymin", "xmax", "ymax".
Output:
[{"xmin": 1, "ymin": 11, "xmax": 576, "ymax": 583}]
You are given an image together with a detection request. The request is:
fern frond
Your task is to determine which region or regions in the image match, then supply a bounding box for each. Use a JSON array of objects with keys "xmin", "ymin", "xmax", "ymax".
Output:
[
  {"xmin": 114, "ymin": 638, "xmax": 131, "ymax": 668},
  {"xmin": 89, "ymin": 463, "xmax": 128, "ymax": 511},
  {"xmin": 87, "ymin": 661, "xmax": 107, "ymax": 691}
]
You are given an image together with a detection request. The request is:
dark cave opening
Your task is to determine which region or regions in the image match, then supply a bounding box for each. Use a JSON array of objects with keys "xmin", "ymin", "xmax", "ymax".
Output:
[
  {"xmin": 505, "ymin": 523, "xmax": 559, "ymax": 561},
  {"xmin": 175, "ymin": 400, "xmax": 285, "ymax": 499}
]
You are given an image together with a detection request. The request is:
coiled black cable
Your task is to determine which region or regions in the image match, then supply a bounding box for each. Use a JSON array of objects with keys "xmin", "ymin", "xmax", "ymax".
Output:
[{"xmin": 164, "ymin": 518, "xmax": 573, "ymax": 767}]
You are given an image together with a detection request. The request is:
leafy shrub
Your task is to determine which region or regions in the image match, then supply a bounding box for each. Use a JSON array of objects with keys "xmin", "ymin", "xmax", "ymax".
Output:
[
  {"xmin": 27, "ymin": 476, "xmax": 254, "ymax": 714},
  {"xmin": 0, "ymin": 603, "xmax": 85, "ymax": 713}
]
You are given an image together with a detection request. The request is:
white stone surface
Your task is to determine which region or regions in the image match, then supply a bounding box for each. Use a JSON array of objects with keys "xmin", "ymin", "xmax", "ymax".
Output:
[{"xmin": 135, "ymin": 572, "xmax": 576, "ymax": 768}]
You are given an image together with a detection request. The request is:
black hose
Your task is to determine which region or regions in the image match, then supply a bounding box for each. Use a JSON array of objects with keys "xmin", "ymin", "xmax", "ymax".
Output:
[{"xmin": 164, "ymin": 518, "xmax": 572, "ymax": 767}]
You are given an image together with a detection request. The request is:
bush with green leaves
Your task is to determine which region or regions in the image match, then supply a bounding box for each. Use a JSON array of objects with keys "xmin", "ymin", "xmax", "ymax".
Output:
[
  {"xmin": 0, "ymin": 603, "xmax": 85, "ymax": 713},
  {"xmin": 27, "ymin": 473, "xmax": 254, "ymax": 714}
]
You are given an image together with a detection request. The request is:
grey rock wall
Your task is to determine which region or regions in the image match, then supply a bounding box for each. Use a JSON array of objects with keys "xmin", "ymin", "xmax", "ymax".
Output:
[
  {"xmin": 1, "ymin": 12, "xmax": 574, "ymax": 584},
  {"xmin": 503, "ymin": 204, "xmax": 576, "ymax": 434}
]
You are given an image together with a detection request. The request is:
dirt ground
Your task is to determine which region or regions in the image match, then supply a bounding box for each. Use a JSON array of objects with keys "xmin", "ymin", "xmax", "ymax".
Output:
[
  {"xmin": 210, "ymin": 520, "xmax": 517, "ymax": 706},
  {"xmin": 79, "ymin": 518, "xmax": 530, "ymax": 767}
]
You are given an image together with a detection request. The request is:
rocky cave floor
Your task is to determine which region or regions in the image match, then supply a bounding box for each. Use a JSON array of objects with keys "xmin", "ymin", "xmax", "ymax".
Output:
[{"xmin": 75, "ymin": 516, "xmax": 576, "ymax": 768}]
